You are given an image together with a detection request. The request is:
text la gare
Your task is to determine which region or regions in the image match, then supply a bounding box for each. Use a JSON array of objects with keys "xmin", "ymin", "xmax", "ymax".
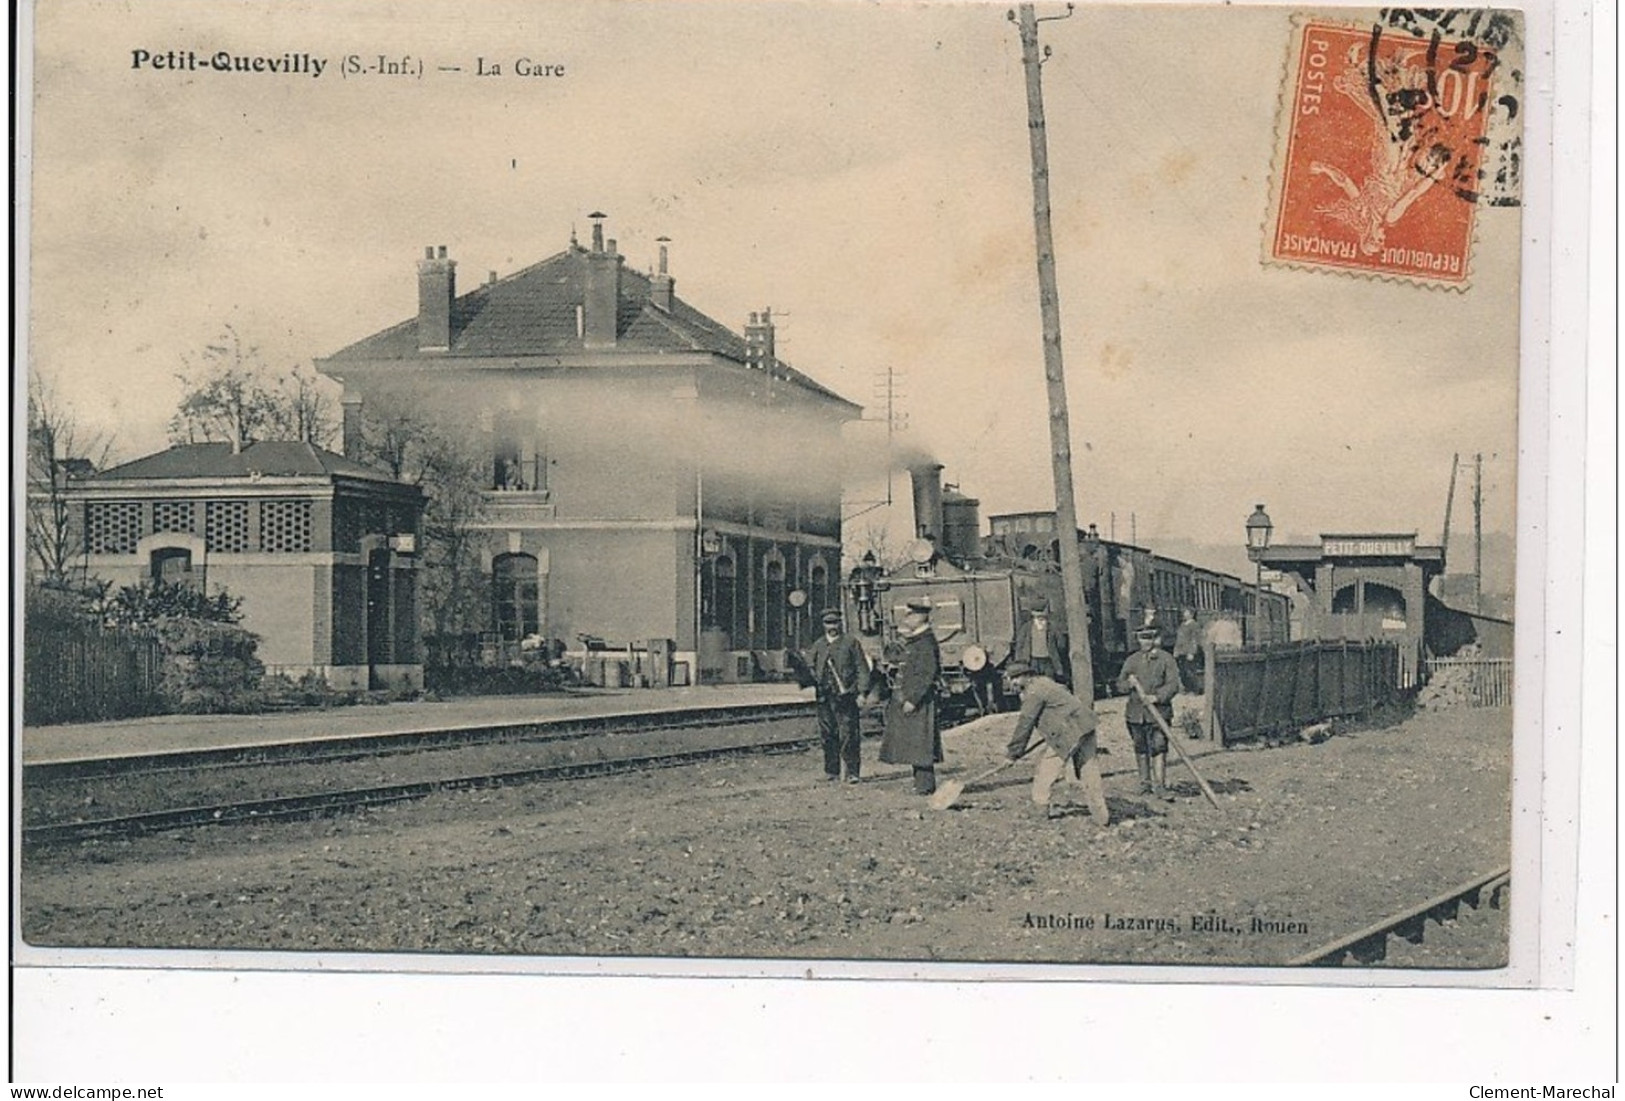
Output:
[{"xmin": 477, "ymin": 57, "xmax": 565, "ymax": 77}]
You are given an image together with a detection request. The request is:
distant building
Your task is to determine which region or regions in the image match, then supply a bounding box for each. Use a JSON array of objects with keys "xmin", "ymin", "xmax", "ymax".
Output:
[
  {"xmin": 316, "ymin": 217, "xmax": 861, "ymax": 683},
  {"xmin": 1254, "ymin": 532, "xmax": 1446, "ymax": 684},
  {"xmin": 66, "ymin": 441, "xmax": 427, "ymax": 689}
]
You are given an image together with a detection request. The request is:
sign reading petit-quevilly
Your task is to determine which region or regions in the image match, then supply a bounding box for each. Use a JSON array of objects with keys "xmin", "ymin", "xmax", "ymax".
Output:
[
  {"xmin": 128, "ymin": 50, "xmax": 567, "ymax": 82},
  {"xmin": 131, "ymin": 49, "xmax": 328, "ymax": 77}
]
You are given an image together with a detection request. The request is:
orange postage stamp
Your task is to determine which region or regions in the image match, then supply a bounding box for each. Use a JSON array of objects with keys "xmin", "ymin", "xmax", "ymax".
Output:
[{"xmin": 1267, "ymin": 13, "xmax": 1521, "ymax": 287}]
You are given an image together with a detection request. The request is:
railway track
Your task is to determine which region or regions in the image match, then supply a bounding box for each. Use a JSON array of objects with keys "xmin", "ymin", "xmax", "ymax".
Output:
[
  {"xmin": 23, "ymin": 732, "xmax": 816, "ymax": 847},
  {"xmin": 1286, "ymin": 866, "xmax": 1511, "ymax": 966},
  {"xmin": 23, "ymin": 700, "xmax": 815, "ymax": 783}
]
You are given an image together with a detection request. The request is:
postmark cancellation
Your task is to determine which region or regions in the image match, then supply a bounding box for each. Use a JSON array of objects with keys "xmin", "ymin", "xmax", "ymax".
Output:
[{"xmin": 1265, "ymin": 10, "xmax": 1524, "ymax": 288}]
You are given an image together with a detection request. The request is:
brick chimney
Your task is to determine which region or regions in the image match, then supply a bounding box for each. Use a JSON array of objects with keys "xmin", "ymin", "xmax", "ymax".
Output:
[
  {"xmin": 417, "ymin": 245, "xmax": 456, "ymax": 352},
  {"xmin": 651, "ymin": 237, "xmax": 675, "ymax": 312},
  {"xmin": 341, "ymin": 394, "xmax": 364, "ymax": 460},
  {"xmin": 744, "ymin": 307, "xmax": 776, "ymax": 372},
  {"xmin": 583, "ymin": 213, "xmax": 621, "ymax": 349}
]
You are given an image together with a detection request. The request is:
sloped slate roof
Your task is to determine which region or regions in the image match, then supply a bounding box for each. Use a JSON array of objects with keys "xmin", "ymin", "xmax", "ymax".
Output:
[
  {"xmin": 322, "ymin": 246, "xmax": 854, "ymax": 407},
  {"xmin": 93, "ymin": 441, "xmax": 406, "ymax": 485}
]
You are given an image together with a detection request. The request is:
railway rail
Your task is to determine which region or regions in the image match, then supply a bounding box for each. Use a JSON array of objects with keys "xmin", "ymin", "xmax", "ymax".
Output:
[
  {"xmin": 1286, "ymin": 865, "xmax": 1511, "ymax": 966},
  {"xmin": 23, "ymin": 700, "xmax": 816, "ymax": 783},
  {"xmin": 23, "ymin": 732, "xmax": 817, "ymax": 847}
]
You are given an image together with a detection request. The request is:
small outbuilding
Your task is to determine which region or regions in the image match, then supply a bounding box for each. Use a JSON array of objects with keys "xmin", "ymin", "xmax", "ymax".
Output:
[{"xmin": 67, "ymin": 441, "xmax": 427, "ymax": 689}]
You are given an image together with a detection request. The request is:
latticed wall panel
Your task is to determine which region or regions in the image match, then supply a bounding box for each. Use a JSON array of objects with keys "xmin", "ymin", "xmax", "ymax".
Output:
[
  {"xmin": 85, "ymin": 502, "xmax": 143, "ymax": 554},
  {"xmin": 205, "ymin": 501, "xmax": 251, "ymax": 553},
  {"xmin": 151, "ymin": 500, "xmax": 196, "ymax": 535},
  {"xmin": 260, "ymin": 500, "xmax": 313, "ymax": 553}
]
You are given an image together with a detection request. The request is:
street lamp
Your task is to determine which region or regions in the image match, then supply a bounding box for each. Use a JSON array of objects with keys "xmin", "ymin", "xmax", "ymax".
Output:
[
  {"xmin": 1244, "ymin": 504, "xmax": 1273, "ymax": 643},
  {"xmin": 848, "ymin": 550, "xmax": 884, "ymax": 636}
]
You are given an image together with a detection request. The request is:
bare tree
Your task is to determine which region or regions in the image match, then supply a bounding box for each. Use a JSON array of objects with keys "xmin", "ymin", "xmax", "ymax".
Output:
[
  {"xmin": 267, "ymin": 364, "xmax": 340, "ymax": 448},
  {"xmin": 355, "ymin": 385, "xmax": 491, "ymax": 637},
  {"xmin": 850, "ymin": 521, "xmax": 909, "ymax": 573},
  {"xmin": 26, "ymin": 375, "xmax": 115, "ymax": 584},
  {"xmin": 170, "ymin": 325, "xmax": 338, "ymax": 449}
]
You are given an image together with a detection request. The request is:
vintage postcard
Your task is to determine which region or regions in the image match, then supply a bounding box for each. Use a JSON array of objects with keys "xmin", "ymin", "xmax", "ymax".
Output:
[{"xmin": 11, "ymin": 0, "xmax": 1589, "ymax": 1080}]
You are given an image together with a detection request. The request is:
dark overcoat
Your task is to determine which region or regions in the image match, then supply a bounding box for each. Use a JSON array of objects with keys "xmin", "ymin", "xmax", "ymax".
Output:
[
  {"xmin": 1117, "ymin": 647, "xmax": 1181, "ymax": 724},
  {"xmin": 806, "ymin": 633, "xmax": 871, "ymax": 700},
  {"xmin": 879, "ymin": 627, "xmax": 943, "ymax": 767}
]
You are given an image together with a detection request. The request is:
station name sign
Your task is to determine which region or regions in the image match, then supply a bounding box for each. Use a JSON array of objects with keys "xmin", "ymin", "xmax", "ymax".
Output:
[{"xmin": 1321, "ymin": 536, "xmax": 1416, "ymax": 558}]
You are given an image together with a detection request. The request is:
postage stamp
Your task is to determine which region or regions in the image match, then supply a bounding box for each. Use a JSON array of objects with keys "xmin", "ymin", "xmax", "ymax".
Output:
[{"xmin": 1266, "ymin": 13, "xmax": 1523, "ymax": 287}]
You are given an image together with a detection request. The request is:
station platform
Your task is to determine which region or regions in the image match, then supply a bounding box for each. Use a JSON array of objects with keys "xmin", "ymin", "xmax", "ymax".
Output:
[{"xmin": 20, "ymin": 683, "xmax": 813, "ymax": 768}]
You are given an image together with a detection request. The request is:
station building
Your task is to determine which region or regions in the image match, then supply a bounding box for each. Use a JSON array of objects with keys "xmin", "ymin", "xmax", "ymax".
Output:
[
  {"xmin": 65, "ymin": 441, "xmax": 427, "ymax": 689},
  {"xmin": 316, "ymin": 217, "xmax": 861, "ymax": 683},
  {"xmin": 1253, "ymin": 532, "xmax": 1446, "ymax": 685}
]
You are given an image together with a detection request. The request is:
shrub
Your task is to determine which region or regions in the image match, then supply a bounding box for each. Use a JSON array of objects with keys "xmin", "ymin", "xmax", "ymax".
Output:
[
  {"xmin": 104, "ymin": 579, "xmax": 243, "ymax": 628},
  {"xmin": 153, "ymin": 618, "xmax": 265, "ymax": 714},
  {"xmin": 425, "ymin": 661, "xmax": 577, "ymax": 697}
]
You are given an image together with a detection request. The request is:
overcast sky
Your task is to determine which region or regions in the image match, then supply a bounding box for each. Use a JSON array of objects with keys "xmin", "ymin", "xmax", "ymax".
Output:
[{"xmin": 24, "ymin": 0, "xmax": 1523, "ymax": 561}]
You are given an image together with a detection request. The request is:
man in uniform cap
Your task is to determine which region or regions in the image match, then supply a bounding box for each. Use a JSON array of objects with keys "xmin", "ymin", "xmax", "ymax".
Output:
[
  {"xmin": 1013, "ymin": 595, "xmax": 1071, "ymax": 686},
  {"xmin": 806, "ymin": 607, "xmax": 872, "ymax": 783},
  {"xmin": 1004, "ymin": 662, "xmax": 1110, "ymax": 824},
  {"xmin": 1117, "ymin": 622, "xmax": 1181, "ymax": 801},
  {"xmin": 879, "ymin": 597, "xmax": 944, "ymax": 794}
]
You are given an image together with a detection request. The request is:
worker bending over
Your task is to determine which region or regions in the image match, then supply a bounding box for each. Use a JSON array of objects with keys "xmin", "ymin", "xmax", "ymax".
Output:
[{"xmin": 1003, "ymin": 662, "xmax": 1110, "ymax": 824}]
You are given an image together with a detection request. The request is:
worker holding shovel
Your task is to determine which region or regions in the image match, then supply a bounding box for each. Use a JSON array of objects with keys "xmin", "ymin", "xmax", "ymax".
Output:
[
  {"xmin": 1118, "ymin": 623, "xmax": 1182, "ymax": 802},
  {"xmin": 1003, "ymin": 662, "xmax": 1110, "ymax": 825}
]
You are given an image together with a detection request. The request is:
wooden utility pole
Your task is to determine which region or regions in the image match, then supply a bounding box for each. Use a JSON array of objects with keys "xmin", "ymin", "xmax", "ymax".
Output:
[
  {"xmin": 1473, "ymin": 452, "xmax": 1483, "ymax": 613},
  {"xmin": 1013, "ymin": 2, "xmax": 1095, "ymax": 697},
  {"xmin": 1441, "ymin": 452, "xmax": 1459, "ymax": 560}
]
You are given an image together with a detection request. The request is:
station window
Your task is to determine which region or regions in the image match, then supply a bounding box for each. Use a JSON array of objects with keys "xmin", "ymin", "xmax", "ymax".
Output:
[
  {"xmin": 493, "ymin": 552, "xmax": 540, "ymax": 642},
  {"xmin": 492, "ymin": 411, "xmax": 547, "ymax": 493}
]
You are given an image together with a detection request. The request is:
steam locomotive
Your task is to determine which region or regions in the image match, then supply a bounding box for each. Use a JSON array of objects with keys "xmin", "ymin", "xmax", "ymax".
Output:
[{"xmin": 843, "ymin": 465, "xmax": 1291, "ymax": 719}]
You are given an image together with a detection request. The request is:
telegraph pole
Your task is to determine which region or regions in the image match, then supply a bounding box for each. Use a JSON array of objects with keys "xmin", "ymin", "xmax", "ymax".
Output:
[
  {"xmin": 1473, "ymin": 452, "xmax": 1483, "ymax": 613},
  {"xmin": 873, "ymin": 367, "xmax": 907, "ymax": 507},
  {"xmin": 1013, "ymin": 2, "xmax": 1095, "ymax": 697},
  {"xmin": 1441, "ymin": 452, "xmax": 1459, "ymax": 559}
]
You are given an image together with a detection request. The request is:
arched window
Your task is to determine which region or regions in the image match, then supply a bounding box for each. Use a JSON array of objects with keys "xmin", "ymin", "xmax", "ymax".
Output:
[
  {"xmin": 493, "ymin": 553, "xmax": 540, "ymax": 642},
  {"xmin": 1363, "ymin": 583, "xmax": 1407, "ymax": 627},
  {"xmin": 713, "ymin": 553, "xmax": 737, "ymax": 644},
  {"xmin": 1331, "ymin": 583, "xmax": 1360, "ymax": 615},
  {"xmin": 150, "ymin": 547, "xmax": 194, "ymax": 587},
  {"xmin": 808, "ymin": 559, "xmax": 829, "ymax": 617},
  {"xmin": 763, "ymin": 553, "xmax": 786, "ymax": 649}
]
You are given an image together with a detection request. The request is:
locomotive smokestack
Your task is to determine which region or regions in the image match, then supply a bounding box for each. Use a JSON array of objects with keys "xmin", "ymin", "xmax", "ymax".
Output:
[{"xmin": 909, "ymin": 462, "xmax": 945, "ymax": 545}]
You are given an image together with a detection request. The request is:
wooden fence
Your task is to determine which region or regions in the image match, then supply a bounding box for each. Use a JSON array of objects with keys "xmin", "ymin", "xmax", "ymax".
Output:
[
  {"xmin": 1423, "ymin": 657, "xmax": 1514, "ymax": 708},
  {"xmin": 1206, "ymin": 639, "xmax": 1400, "ymax": 745},
  {"xmin": 23, "ymin": 619, "xmax": 166, "ymax": 726}
]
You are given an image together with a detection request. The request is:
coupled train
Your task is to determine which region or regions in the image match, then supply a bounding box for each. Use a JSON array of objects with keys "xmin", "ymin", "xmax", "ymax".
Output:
[{"xmin": 840, "ymin": 465, "xmax": 1291, "ymax": 719}]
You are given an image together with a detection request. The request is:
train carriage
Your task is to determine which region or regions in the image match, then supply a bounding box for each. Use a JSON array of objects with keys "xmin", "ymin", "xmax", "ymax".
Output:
[{"xmin": 838, "ymin": 472, "xmax": 1290, "ymax": 721}]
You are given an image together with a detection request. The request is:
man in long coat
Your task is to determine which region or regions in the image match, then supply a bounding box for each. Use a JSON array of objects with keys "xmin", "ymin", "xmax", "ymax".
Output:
[
  {"xmin": 1117, "ymin": 623, "xmax": 1182, "ymax": 802},
  {"xmin": 1004, "ymin": 662, "xmax": 1109, "ymax": 824},
  {"xmin": 806, "ymin": 607, "xmax": 871, "ymax": 783},
  {"xmin": 879, "ymin": 598, "xmax": 943, "ymax": 795}
]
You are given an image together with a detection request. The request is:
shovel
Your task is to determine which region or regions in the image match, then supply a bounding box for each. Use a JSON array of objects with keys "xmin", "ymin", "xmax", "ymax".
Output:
[
  {"xmin": 1128, "ymin": 675, "xmax": 1223, "ymax": 812},
  {"xmin": 928, "ymin": 741, "xmax": 1040, "ymax": 811}
]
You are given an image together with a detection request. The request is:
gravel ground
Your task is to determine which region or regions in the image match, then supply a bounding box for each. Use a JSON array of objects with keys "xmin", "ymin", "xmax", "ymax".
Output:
[{"xmin": 19, "ymin": 704, "xmax": 1512, "ymax": 969}]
